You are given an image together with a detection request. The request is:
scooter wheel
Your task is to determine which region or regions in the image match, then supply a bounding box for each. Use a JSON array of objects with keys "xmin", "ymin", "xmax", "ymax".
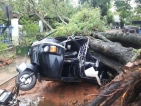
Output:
[{"xmin": 16, "ymin": 70, "xmax": 36, "ymax": 91}]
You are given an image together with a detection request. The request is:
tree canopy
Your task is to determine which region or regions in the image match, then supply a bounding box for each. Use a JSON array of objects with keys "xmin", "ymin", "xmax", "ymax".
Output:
[
  {"xmin": 114, "ymin": 0, "xmax": 132, "ymax": 20},
  {"xmin": 133, "ymin": 0, "xmax": 141, "ymax": 21},
  {"xmin": 55, "ymin": 7, "xmax": 106, "ymax": 36},
  {"xmin": 8, "ymin": 0, "xmax": 79, "ymax": 30},
  {"xmin": 0, "ymin": 0, "xmax": 107, "ymax": 36},
  {"xmin": 0, "ymin": 0, "xmax": 139, "ymax": 36},
  {"xmin": 79, "ymin": 0, "xmax": 111, "ymax": 16}
]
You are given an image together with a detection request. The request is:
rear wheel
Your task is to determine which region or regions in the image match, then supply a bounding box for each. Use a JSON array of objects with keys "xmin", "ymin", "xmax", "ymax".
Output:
[{"xmin": 16, "ymin": 70, "xmax": 36, "ymax": 91}]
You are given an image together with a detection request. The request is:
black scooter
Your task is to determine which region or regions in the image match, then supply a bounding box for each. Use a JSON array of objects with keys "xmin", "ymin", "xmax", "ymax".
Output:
[{"xmin": 16, "ymin": 33, "xmax": 112, "ymax": 91}]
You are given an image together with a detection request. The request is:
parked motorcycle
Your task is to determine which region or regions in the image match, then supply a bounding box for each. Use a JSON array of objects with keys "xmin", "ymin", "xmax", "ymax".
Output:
[
  {"xmin": 0, "ymin": 85, "xmax": 19, "ymax": 106},
  {"xmin": 16, "ymin": 32, "xmax": 113, "ymax": 91}
]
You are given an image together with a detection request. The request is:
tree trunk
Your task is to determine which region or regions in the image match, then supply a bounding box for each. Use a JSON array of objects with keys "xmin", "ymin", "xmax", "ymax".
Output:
[
  {"xmin": 35, "ymin": 13, "xmax": 53, "ymax": 30},
  {"xmin": 88, "ymin": 32, "xmax": 141, "ymax": 106},
  {"xmin": 92, "ymin": 52, "xmax": 123, "ymax": 74},
  {"xmin": 99, "ymin": 32, "xmax": 141, "ymax": 47},
  {"xmin": 89, "ymin": 38, "xmax": 135, "ymax": 64}
]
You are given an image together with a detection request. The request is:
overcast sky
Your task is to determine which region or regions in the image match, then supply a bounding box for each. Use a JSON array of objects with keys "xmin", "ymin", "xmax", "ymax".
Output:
[
  {"xmin": 130, "ymin": 0, "xmax": 137, "ymax": 7},
  {"xmin": 71, "ymin": 0, "xmax": 79, "ymax": 7}
]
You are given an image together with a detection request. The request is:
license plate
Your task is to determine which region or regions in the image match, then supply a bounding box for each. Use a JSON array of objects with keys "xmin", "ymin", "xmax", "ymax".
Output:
[{"xmin": 17, "ymin": 63, "xmax": 27, "ymax": 73}]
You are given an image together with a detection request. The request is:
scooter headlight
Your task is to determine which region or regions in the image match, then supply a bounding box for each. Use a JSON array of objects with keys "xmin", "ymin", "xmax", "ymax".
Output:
[
  {"xmin": 44, "ymin": 46, "xmax": 49, "ymax": 52},
  {"xmin": 50, "ymin": 46, "xmax": 57, "ymax": 53}
]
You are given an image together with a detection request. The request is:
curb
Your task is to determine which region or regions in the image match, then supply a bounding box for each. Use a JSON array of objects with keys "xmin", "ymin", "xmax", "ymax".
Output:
[{"xmin": 0, "ymin": 74, "xmax": 18, "ymax": 86}]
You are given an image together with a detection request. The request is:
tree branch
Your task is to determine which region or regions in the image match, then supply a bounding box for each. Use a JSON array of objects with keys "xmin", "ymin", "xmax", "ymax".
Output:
[
  {"xmin": 92, "ymin": 32, "xmax": 112, "ymax": 42},
  {"xmin": 56, "ymin": 13, "xmax": 68, "ymax": 25},
  {"xmin": 52, "ymin": 0, "xmax": 67, "ymax": 25},
  {"xmin": 35, "ymin": 12, "xmax": 53, "ymax": 30},
  {"xmin": 0, "ymin": 18, "xmax": 8, "ymax": 22}
]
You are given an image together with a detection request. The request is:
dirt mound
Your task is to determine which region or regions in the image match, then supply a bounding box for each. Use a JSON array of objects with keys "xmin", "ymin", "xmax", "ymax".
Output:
[{"xmin": 18, "ymin": 81, "xmax": 99, "ymax": 106}]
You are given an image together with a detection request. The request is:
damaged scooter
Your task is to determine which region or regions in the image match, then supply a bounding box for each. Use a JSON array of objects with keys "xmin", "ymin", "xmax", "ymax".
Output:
[{"xmin": 16, "ymin": 32, "xmax": 114, "ymax": 91}]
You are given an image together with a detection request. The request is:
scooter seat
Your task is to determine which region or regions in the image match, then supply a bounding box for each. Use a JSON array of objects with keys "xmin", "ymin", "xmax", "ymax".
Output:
[
  {"xmin": 65, "ymin": 51, "xmax": 77, "ymax": 58},
  {"xmin": 64, "ymin": 58, "xmax": 79, "ymax": 63}
]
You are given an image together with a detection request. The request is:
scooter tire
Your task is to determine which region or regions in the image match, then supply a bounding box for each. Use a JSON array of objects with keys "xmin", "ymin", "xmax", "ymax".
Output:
[{"xmin": 16, "ymin": 70, "xmax": 36, "ymax": 91}]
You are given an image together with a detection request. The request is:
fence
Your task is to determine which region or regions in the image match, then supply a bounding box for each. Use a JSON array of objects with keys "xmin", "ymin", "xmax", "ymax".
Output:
[{"xmin": 0, "ymin": 25, "xmax": 13, "ymax": 44}]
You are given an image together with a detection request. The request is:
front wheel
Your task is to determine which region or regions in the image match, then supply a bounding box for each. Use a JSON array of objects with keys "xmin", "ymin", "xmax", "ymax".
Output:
[{"xmin": 16, "ymin": 70, "xmax": 36, "ymax": 91}]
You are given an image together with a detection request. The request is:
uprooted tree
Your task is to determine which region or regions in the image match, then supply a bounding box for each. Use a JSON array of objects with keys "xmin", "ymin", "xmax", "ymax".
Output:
[
  {"xmin": 87, "ymin": 32, "xmax": 141, "ymax": 106},
  {"xmin": 89, "ymin": 32, "xmax": 141, "ymax": 72},
  {"xmin": 53, "ymin": 7, "xmax": 141, "ymax": 106}
]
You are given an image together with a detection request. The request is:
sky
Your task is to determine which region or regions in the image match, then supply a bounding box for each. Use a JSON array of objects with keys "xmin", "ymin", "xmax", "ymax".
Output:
[
  {"xmin": 130, "ymin": 0, "xmax": 137, "ymax": 7},
  {"xmin": 71, "ymin": 0, "xmax": 79, "ymax": 7}
]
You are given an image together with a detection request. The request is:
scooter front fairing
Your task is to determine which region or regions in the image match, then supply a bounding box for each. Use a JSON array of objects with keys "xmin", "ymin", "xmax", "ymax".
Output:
[{"xmin": 29, "ymin": 38, "xmax": 66, "ymax": 80}]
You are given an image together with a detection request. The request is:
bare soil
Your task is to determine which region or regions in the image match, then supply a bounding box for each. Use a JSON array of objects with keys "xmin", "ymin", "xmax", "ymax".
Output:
[
  {"xmin": 0, "ymin": 78, "xmax": 100, "ymax": 106},
  {"xmin": 0, "ymin": 56, "xmax": 29, "ymax": 85},
  {"xmin": 20, "ymin": 81, "xmax": 99, "ymax": 106}
]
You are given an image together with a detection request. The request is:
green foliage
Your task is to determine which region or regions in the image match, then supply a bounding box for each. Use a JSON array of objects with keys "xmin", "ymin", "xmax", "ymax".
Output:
[
  {"xmin": 120, "ymin": 18, "xmax": 125, "ymax": 28},
  {"xmin": 114, "ymin": 0, "xmax": 132, "ymax": 20},
  {"xmin": 9, "ymin": 0, "xmax": 107, "ymax": 36},
  {"xmin": 132, "ymin": 0, "xmax": 141, "ymax": 21},
  {"xmin": 10, "ymin": 0, "xmax": 79, "ymax": 30},
  {"xmin": 79, "ymin": 0, "xmax": 111, "ymax": 16},
  {"xmin": 79, "ymin": 0, "xmax": 112, "ymax": 29},
  {"xmin": 39, "ymin": 0, "xmax": 78, "ymax": 18},
  {"xmin": 120, "ymin": 0, "xmax": 141, "ymax": 24},
  {"xmin": 106, "ymin": 10, "xmax": 114, "ymax": 24},
  {"xmin": 79, "ymin": 0, "xmax": 111, "ymax": 7},
  {"xmin": 132, "ymin": 49, "xmax": 141, "ymax": 62},
  {"xmin": 131, "ymin": 15, "xmax": 141, "ymax": 22},
  {"xmin": 0, "ymin": 10, "xmax": 4, "ymax": 24},
  {"xmin": 107, "ymin": 14, "xmax": 114, "ymax": 25},
  {"xmin": 55, "ymin": 8, "xmax": 106, "ymax": 36},
  {"xmin": 0, "ymin": 2, "xmax": 4, "ymax": 24},
  {"xmin": 19, "ymin": 15, "xmax": 39, "ymax": 46},
  {"xmin": 0, "ymin": 42, "xmax": 7, "ymax": 54}
]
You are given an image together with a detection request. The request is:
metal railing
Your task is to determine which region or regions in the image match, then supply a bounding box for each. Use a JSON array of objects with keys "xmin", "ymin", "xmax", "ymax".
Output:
[{"xmin": 0, "ymin": 25, "xmax": 13, "ymax": 44}]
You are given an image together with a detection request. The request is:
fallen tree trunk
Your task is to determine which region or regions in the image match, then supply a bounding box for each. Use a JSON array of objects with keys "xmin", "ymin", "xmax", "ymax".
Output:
[
  {"xmin": 89, "ymin": 38, "xmax": 135, "ymax": 64},
  {"xmin": 99, "ymin": 32, "xmax": 141, "ymax": 47},
  {"xmin": 88, "ymin": 71, "xmax": 141, "ymax": 106},
  {"xmin": 86, "ymin": 31, "xmax": 141, "ymax": 105},
  {"xmin": 92, "ymin": 52, "xmax": 123, "ymax": 74}
]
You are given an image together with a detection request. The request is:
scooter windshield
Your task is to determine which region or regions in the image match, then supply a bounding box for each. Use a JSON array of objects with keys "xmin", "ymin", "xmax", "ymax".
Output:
[
  {"xmin": 45, "ymin": 38, "xmax": 61, "ymax": 44},
  {"xmin": 32, "ymin": 38, "xmax": 64, "ymax": 47}
]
